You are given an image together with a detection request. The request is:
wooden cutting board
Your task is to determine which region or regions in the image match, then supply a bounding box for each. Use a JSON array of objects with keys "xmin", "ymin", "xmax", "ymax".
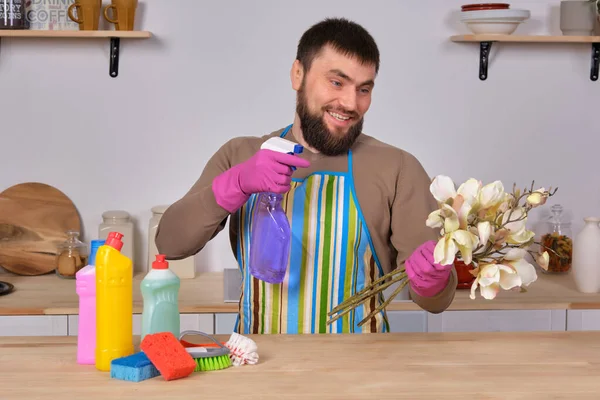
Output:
[{"xmin": 0, "ymin": 182, "xmax": 81, "ymax": 276}]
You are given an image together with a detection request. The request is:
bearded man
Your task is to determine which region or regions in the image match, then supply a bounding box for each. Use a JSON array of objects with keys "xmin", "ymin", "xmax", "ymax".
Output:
[{"xmin": 156, "ymin": 17, "xmax": 456, "ymax": 335}]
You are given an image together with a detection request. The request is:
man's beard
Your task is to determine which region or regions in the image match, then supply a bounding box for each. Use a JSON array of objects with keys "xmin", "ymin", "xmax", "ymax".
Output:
[{"xmin": 295, "ymin": 83, "xmax": 364, "ymax": 156}]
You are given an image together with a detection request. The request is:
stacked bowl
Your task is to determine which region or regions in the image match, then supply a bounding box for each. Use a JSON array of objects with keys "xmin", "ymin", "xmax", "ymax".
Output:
[{"xmin": 460, "ymin": 3, "xmax": 531, "ymax": 35}]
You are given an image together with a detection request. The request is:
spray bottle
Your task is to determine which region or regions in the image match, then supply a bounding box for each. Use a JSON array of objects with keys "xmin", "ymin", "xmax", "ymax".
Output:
[
  {"xmin": 75, "ymin": 239, "xmax": 105, "ymax": 365},
  {"xmin": 249, "ymin": 137, "xmax": 303, "ymax": 284},
  {"xmin": 95, "ymin": 231, "xmax": 134, "ymax": 371},
  {"xmin": 140, "ymin": 254, "xmax": 181, "ymax": 341}
]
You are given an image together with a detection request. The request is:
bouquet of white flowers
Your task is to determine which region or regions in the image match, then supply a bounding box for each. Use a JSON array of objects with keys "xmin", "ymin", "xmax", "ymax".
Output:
[{"xmin": 328, "ymin": 175, "xmax": 557, "ymax": 328}]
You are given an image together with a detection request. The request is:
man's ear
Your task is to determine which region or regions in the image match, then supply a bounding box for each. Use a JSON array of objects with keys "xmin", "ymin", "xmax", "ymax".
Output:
[{"xmin": 290, "ymin": 59, "xmax": 304, "ymax": 91}]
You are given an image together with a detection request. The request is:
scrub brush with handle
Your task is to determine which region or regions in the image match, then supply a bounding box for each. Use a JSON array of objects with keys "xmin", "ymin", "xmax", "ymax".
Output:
[{"xmin": 178, "ymin": 330, "xmax": 232, "ymax": 371}]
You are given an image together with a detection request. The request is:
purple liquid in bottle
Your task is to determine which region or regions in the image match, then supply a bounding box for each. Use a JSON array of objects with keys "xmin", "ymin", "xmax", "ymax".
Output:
[{"xmin": 249, "ymin": 192, "xmax": 291, "ymax": 284}]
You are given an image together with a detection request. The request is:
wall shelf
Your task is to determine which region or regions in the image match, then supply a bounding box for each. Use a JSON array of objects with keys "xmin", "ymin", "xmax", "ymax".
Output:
[
  {"xmin": 450, "ymin": 34, "xmax": 600, "ymax": 81},
  {"xmin": 0, "ymin": 30, "xmax": 152, "ymax": 78}
]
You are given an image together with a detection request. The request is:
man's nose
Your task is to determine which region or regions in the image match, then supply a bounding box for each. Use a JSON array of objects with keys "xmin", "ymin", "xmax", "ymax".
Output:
[{"xmin": 338, "ymin": 88, "xmax": 357, "ymax": 113}]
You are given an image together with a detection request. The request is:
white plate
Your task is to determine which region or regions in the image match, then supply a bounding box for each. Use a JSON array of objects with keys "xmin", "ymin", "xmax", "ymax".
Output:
[{"xmin": 460, "ymin": 9, "xmax": 531, "ymax": 21}]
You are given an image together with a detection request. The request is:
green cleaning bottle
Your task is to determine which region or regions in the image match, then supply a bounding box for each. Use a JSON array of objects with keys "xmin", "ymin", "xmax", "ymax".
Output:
[{"xmin": 141, "ymin": 254, "xmax": 181, "ymax": 340}]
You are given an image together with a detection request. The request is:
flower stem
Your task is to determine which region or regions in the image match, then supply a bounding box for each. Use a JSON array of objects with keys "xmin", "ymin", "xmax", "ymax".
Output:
[
  {"xmin": 329, "ymin": 269, "xmax": 406, "ymax": 314},
  {"xmin": 357, "ymin": 278, "xmax": 411, "ymax": 327},
  {"xmin": 327, "ymin": 271, "xmax": 407, "ymax": 324}
]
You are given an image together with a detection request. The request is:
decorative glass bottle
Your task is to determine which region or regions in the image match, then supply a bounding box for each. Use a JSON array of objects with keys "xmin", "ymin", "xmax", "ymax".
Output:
[
  {"xmin": 540, "ymin": 204, "xmax": 573, "ymax": 274},
  {"xmin": 55, "ymin": 230, "xmax": 89, "ymax": 279},
  {"xmin": 572, "ymin": 217, "xmax": 600, "ymax": 293}
]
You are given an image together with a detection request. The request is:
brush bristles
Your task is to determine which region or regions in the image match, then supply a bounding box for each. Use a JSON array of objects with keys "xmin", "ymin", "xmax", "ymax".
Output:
[{"xmin": 193, "ymin": 355, "xmax": 232, "ymax": 371}]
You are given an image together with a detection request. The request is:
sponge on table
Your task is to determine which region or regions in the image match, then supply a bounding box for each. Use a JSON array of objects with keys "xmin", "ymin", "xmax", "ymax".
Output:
[
  {"xmin": 140, "ymin": 332, "xmax": 196, "ymax": 381},
  {"xmin": 110, "ymin": 352, "xmax": 160, "ymax": 382}
]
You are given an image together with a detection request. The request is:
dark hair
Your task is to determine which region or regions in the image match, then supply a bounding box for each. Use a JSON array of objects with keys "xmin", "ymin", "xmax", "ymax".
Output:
[{"xmin": 295, "ymin": 17, "xmax": 380, "ymax": 74}]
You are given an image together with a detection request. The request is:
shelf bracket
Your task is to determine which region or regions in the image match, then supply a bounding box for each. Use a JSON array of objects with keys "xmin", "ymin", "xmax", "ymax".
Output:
[
  {"xmin": 109, "ymin": 37, "xmax": 120, "ymax": 78},
  {"xmin": 479, "ymin": 41, "xmax": 492, "ymax": 81},
  {"xmin": 591, "ymin": 43, "xmax": 599, "ymax": 82}
]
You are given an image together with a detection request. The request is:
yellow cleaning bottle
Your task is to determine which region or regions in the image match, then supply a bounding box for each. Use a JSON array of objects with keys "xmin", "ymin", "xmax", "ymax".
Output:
[{"xmin": 95, "ymin": 231, "xmax": 134, "ymax": 371}]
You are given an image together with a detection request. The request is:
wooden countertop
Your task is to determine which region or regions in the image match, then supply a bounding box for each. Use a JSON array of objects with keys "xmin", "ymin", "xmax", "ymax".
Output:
[
  {"xmin": 1, "ymin": 270, "xmax": 600, "ymax": 316},
  {"xmin": 2, "ymin": 331, "xmax": 600, "ymax": 398}
]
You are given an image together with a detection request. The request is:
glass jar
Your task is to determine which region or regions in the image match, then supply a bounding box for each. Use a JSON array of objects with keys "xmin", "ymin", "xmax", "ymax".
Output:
[
  {"xmin": 540, "ymin": 204, "xmax": 573, "ymax": 274},
  {"xmin": 147, "ymin": 205, "xmax": 196, "ymax": 278},
  {"xmin": 98, "ymin": 210, "xmax": 134, "ymax": 267},
  {"xmin": 55, "ymin": 230, "xmax": 89, "ymax": 279}
]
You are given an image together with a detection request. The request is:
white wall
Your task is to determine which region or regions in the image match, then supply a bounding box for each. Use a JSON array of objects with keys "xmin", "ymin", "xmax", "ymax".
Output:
[{"xmin": 1, "ymin": 0, "xmax": 598, "ymax": 273}]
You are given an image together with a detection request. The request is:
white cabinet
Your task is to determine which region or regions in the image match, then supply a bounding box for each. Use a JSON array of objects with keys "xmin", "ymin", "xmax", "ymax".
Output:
[
  {"xmin": 215, "ymin": 313, "xmax": 238, "ymax": 334},
  {"xmin": 0, "ymin": 316, "xmax": 67, "ymax": 336},
  {"xmin": 566, "ymin": 310, "xmax": 600, "ymax": 331},
  {"xmin": 386, "ymin": 311, "xmax": 427, "ymax": 332},
  {"xmin": 67, "ymin": 313, "xmax": 214, "ymax": 336},
  {"xmin": 180, "ymin": 313, "xmax": 215, "ymax": 334},
  {"xmin": 427, "ymin": 310, "xmax": 567, "ymax": 332},
  {"xmin": 214, "ymin": 311, "xmax": 429, "ymax": 334},
  {"xmin": 10, "ymin": 309, "xmax": 600, "ymax": 336}
]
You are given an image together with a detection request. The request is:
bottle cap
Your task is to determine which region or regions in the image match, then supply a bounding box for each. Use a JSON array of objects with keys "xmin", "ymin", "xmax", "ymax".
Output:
[
  {"xmin": 152, "ymin": 254, "xmax": 168, "ymax": 269},
  {"xmin": 91, "ymin": 239, "xmax": 106, "ymax": 248},
  {"xmin": 106, "ymin": 232, "xmax": 124, "ymax": 251},
  {"xmin": 89, "ymin": 239, "xmax": 106, "ymax": 267}
]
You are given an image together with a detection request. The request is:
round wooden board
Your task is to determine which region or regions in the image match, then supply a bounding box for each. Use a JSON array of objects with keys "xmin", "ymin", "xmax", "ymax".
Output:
[{"xmin": 0, "ymin": 182, "xmax": 82, "ymax": 276}]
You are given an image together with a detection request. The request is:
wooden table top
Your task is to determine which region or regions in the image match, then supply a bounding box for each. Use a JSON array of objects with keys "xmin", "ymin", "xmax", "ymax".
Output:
[
  {"xmin": 2, "ymin": 331, "xmax": 600, "ymax": 399},
  {"xmin": 1, "ymin": 269, "xmax": 600, "ymax": 316}
]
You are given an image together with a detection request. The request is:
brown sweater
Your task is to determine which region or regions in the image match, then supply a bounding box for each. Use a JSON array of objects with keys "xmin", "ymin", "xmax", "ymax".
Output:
[{"xmin": 156, "ymin": 127, "xmax": 457, "ymax": 314}]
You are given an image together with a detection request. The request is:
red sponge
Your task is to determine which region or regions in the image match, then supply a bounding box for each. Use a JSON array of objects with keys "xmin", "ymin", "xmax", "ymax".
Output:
[{"xmin": 140, "ymin": 332, "xmax": 196, "ymax": 381}]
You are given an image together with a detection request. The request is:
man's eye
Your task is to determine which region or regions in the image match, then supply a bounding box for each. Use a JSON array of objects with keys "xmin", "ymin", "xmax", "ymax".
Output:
[{"xmin": 331, "ymin": 80, "xmax": 341, "ymax": 87}]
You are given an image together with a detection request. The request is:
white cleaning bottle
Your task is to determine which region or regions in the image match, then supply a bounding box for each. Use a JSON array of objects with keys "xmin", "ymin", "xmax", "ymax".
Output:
[
  {"xmin": 249, "ymin": 137, "xmax": 303, "ymax": 284},
  {"xmin": 140, "ymin": 254, "xmax": 181, "ymax": 340}
]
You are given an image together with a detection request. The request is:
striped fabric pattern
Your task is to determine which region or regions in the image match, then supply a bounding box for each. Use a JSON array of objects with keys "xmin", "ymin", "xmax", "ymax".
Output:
[{"xmin": 235, "ymin": 167, "xmax": 389, "ymax": 334}]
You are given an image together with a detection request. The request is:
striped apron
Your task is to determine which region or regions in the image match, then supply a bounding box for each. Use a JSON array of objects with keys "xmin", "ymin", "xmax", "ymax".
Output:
[{"xmin": 234, "ymin": 124, "xmax": 389, "ymax": 334}]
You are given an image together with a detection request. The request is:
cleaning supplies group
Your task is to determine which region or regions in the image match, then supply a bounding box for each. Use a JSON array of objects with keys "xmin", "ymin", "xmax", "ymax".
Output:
[
  {"xmin": 111, "ymin": 329, "xmax": 259, "ymax": 382},
  {"xmin": 75, "ymin": 230, "xmax": 259, "ymax": 381},
  {"xmin": 76, "ymin": 230, "xmax": 180, "ymax": 370}
]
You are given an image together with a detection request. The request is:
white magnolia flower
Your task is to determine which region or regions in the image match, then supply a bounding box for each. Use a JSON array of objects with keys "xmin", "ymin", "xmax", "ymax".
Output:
[
  {"xmin": 501, "ymin": 207, "xmax": 535, "ymax": 245},
  {"xmin": 478, "ymin": 181, "xmax": 505, "ymax": 210},
  {"xmin": 434, "ymin": 229, "xmax": 480, "ymax": 266},
  {"xmin": 469, "ymin": 248, "xmax": 537, "ymax": 300},
  {"xmin": 429, "ymin": 175, "xmax": 457, "ymax": 203},
  {"xmin": 428, "ymin": 176, "xmax": 481, "ymax": 231}
]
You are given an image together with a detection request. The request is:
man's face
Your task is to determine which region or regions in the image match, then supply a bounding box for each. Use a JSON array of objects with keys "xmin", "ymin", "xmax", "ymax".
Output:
[{"xmin": 294, "ymin": 45, "xmax": 376, "ymax": 156}]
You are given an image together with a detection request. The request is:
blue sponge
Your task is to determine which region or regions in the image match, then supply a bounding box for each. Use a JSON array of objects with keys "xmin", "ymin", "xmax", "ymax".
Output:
[{"xmin": 110, "ymin": 352, "xmax": 160, "ymax": 382}]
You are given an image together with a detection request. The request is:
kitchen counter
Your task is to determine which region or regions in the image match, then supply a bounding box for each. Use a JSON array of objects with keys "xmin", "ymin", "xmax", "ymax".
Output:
[
  {"xmin": 2, "ymin": 331, "xmax": 600, "ymax": 398},
  {"xmin": 1, "ymin": 270, "xmax": 600, "ymax": 316}
]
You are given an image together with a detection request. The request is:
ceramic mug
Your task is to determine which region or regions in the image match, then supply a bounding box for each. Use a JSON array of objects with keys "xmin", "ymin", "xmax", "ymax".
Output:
[
  {"xmin": 559, "ymin": 0, "xmax": 596, "ymax": 36},
  {"xmin": 67, "ymin": 0, "xmax": 102, "ymax": 31},
  {"xmin": 103, "ymin": 0, "xmax": 138, "ymax": 31}
]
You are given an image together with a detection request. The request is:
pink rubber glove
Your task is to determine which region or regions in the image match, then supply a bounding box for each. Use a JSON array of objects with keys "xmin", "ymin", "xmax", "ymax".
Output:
[
  {"xmin": 212, "ymin": 149, "xmax": 310, "ymax": 213},
  {"xmin": 405, "ymin": 240, "xmax": 453, "ymax": 297}
]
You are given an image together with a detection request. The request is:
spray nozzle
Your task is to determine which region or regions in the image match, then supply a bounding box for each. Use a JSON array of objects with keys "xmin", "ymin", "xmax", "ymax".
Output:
[{"xmin": 261, "ymin": 137, "xmax": 303, "ymax": 170}]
